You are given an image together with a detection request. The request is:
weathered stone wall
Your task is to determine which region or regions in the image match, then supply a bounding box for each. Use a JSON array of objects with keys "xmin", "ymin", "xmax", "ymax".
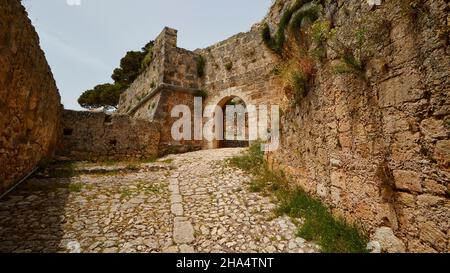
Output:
[
  {"xmin": 58, "ymin": 110, "xmax": 160, "ymax": 161},
  {"xmin": 198, "ymin": 25, "xmax": 283, "ymax": 108},
  {"xmin": 117, "ymin": 28, "xmax": 173, "ymax": 114},
  {"xmin": 131, "ymin": 85, "xmax": 204, "ymax": 154},
  {"xmin": 114, "ymin": 0, "xmax": 449, "ymax": 252},
  {"xmin": 166, "ymin": 47, "xmax": 199, "ymax": 89},
  {"xmin": 117, "ymin": 23, "xmax": 283, "ymax": 151},
  {"xmin": 117, "ymin": 27, "xmax": 201, "ymax": 116},
  {"xmin": 0, "ymin": 0, "xmax": 62, "ymax": 194},
  {"xmin": 269, "ymin": 0, "xmax": 450, "ymax": 252},
  {"xmin": 157, "ymin": 89, "xmax": 204, "ymax": 154}
]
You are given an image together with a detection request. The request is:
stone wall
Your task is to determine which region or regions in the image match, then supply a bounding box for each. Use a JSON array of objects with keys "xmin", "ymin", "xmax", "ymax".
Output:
[
  {"xmin": 117, "ymin": 23, "xmax": 283, "ymax": 151},
  {"xmin": 117, "ymin": 27, "xmax": 201, "ymax": 116},
  {"xmin": 0, "ymin": 0, "xmax": 62, "ymax": 194},
  {"xmin": 113, "ymin": 0, "xmax": 449, "ymax": 252},
  {"xmin": 198, "ymin": 25, "xmax": 283, "ymax": 108},
  {"xmin": 58, "ymin": 110, "xmax": 160, "ymax": 161},
  {"xmin": 268, "ymin": 0, "xmax": 450, "ymax": 253},
  {"xmin": 116, "ymin": 28, "xmax": 204, "ymax": 153}
]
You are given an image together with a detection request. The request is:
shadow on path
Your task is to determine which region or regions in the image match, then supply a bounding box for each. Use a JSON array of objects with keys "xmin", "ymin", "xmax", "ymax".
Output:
[{"xmin": 0, "ymin": 176, "xmax": 71, "ymax": 253}]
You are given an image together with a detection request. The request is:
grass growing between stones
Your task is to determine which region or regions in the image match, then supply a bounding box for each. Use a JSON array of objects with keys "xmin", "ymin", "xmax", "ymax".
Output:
[
  {"xmin": 229, "ymin": 142, "xmax": 369, "ymax": 253},
  {"xmin": 159, "ymin": 159, "xmax": 174, "ymax": 164},
  {"xmin": 67, "ymin": 182, "xmax": 84, "ymax": 193},
  {"xmin": 41, "ymin": 159, "xmax": 161, "ymax": 179},
  {"xmin": 100, "ymin": 157, "xmax": 157, "ymax": 166},
  {"xmin": 120, "ymin": 181, "xmax": 166, "ymax": 200},
  {"xmin": 120, "ymin": 189, "xmax": 133, "ymax": 200}
]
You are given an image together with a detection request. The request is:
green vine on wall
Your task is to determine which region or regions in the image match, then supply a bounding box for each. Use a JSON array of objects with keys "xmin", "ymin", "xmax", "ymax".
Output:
[{"xmin": 262, "ymin": 0, "xmax": 320, "ymax": 56}]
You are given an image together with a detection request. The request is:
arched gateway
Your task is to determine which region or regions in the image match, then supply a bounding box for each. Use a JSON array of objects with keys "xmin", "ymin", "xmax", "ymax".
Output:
[
  {"xmin": 204, "ymin": 87, "xmax": 256, "ymax": 150},
  {"xmin": 115, "ymin": 27, "xmax": 281, "ymax": 155}
]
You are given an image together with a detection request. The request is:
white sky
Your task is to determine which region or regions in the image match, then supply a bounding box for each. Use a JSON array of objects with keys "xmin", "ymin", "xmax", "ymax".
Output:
[{"xmin": 22, "ymin": 0, "xmax": 272, "ymax": 110}]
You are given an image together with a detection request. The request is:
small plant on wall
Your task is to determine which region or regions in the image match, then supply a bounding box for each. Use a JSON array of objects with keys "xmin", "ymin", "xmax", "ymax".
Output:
[
  {"xmin": 334, "ymin": 26, "xmax": 370, "ymax": 79},
  {"xmin": 274, "ymin": 59, "xmax": 314, "ymax": 105},
  {"xmin": 332, "ymin": 16, "xmax": 391, "ymax": 80},
  {"xmin": 399, "ymin": 0, "xmax": 426, "ymax": 19},
  {"xmin": 307, "ymin": 13, "xmax": 391, "ymax": 81},
  {"xmin": 196, "ymin": 55, "xmax": 206, "ymax": 78},
  {"xmin": 263, "ymin": 0, "xmax": 320, "ymax": 107},
  {"xmin": 225, "ymin": 62, "xmax": 233, "ymax": 71},
  {"xmin": 309, "ymin": 20, "xmax": 332, "ymax": 62},
  {"xmin": 262, "ymin": 23, "xmax": 281, "ymax": 55}
]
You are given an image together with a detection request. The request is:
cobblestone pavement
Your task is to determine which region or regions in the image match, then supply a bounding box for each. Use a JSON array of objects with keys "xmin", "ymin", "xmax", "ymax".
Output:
[{"xmin": 0, "ymin": 148, "xmax": 319, "ymax": 253}]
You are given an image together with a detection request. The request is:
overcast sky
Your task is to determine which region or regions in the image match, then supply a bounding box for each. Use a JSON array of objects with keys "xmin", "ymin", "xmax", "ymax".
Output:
[{"xmin": 22, "ymin": 0, "xmax": 272, "ymax": 110}]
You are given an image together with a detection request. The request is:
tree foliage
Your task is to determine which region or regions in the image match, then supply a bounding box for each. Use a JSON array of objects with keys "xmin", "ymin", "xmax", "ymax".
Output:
[
  {"xmin": 112, "ymin": 51, "xmax": 145, "ymax": 87},
  {"xmin": 78, "ymin": 83, "xmax": 123, "ymax": 110},
  {"xmin": 112, "ymin": 41, "xmax": 154, "ymax": 87},
  {"xmin": 78, "ymin": 41, "xmax": 154, "ymax": 110}
]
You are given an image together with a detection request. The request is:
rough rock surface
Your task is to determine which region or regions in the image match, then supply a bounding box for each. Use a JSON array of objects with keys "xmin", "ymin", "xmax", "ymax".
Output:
[
  {"xmin": 112, "ymin": 0, "xmax": 449, "ymax": 252},
  {"xmin": 371, "ymin": 227, "xmax": 406, "ymax": 253},
  {"xmin": 0, "ymin": 0, "xmax": 62, "ymax": 195},
  {"xmin": 1, "ymin": 0, "xmax": 448, "ymax": 253},
  {"xmin": 114, "ymin": 0, "xmax": 450, "ymax": 252},
  {"xmin": 268, "ymin": 0, "xmax": 450, "ymax": 252},
  {"xmin": 58, "ymin": 110, "xmax": 160, "ymax": 161}
]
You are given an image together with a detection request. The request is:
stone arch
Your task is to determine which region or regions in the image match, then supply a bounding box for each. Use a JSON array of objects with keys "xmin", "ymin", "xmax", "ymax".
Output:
[
  {"xmin": 204, "ymin": 87, "xmax": 254, "ymax": 149},
  {"xmin": 206, "ymin": 87, "xmax": 254, "ymax": 110}
]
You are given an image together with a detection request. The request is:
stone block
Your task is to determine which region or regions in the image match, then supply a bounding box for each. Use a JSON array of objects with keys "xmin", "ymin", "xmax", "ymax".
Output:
[
  {"xmin": 173, "ymin": 218, "xmax": 194, "ymax": 244},
  {"xmin": 419, "ymin": 222, "xmax": 447, "ymax": 252},
  {"xmin": 396, "ymin": 192, "xmax": 416, "ymax": 207},
  {"xmin": 171, "ymin": 194, "xmax": 182, "ymax": 204},
  {"xmin": 171, "ymin": 203, "xmax": 184, "ymax": 216},
  {"xmin": 330, "ymin": 170, "xmax": 346, "ymax": 190},
  {"xmin": 391, "ymin": 131, "xmax": 420, "ymax": 163},
  {"xmin": 316, "ymin": 183, "xmax": 328, "ymax": 198},
  {"xmin": 434, "ymin": 140, "xmax": 450, "ymax": 167},
  {"xmin": 408, "ymin": 239, "xmax": 439, "ymax": 253},
  {"xmin": 331, "ymin": 186, "xmax": 341, "ymax": 206},
  {"xmin": 379, "ymin": 72, "xmax": 424, "ymax": 107},
  {"xmin": 330, "ymin": 158, "xmax": 342, "ymax": 168},
  {"xmin": 393, "ymin": 170, "xmax": 423, "ymax": 193},
  {"xmin": 417, "ymin": 194, "xmax": 446, "ymax": 207},
  {"xmin": 420, "ymin": 118, "xmax": 447, "ymax": 139},
  {"xmin": 338, "ymin": 132, "xmax": 352, "ymax": 151},
  {"xmin": 372, "ymin": 227, "xmax": 406, "ymax": 253},
  {"xmin": 423, "ymin": 179, "xmax": 447, "ymax": 195},
  {"xmin": 378, "ymin": 203, "xmax": 399, "ymax": 231},
  {"xmin": 382, "ymin": 112, "xmax": 410, "ymax": 134}
]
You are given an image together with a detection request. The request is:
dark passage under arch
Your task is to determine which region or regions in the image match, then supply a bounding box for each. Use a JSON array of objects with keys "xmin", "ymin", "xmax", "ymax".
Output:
[{"xmin": 219, "ymin": 96, "xmax": 249, "ymax": 148}]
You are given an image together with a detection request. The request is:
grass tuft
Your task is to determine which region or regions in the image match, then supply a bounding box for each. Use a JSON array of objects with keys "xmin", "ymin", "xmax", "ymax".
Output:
[
  {"xmin": 68, "ymin": 183, "xmax": 84, "ymax": 193},
  {"xmin": 229, "ymin": 142, "xmax": 369, "ymax": 253},
  {"xmin": 229, "ymin": 142, "xmax": 264, "ymax": 173},
  {"xmin": 289, "ymin": 2, "xmax": 320, "ymax": 31},
  {"xmin": 160, "ymin": 159, "xmax": 174, "ymax": 164}
]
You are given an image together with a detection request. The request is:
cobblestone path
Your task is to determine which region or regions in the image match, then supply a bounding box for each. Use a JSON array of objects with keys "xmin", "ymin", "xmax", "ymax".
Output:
[{"xmin": 0, "ymin": 148, "xmax": 319, "ymax": 253}]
